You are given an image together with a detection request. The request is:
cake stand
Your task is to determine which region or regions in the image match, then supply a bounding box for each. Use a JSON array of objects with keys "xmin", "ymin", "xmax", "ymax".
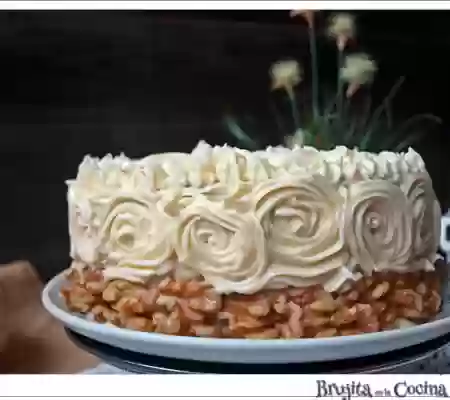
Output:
[{"xmin": 67, "ymin": 328, "xmax": 450, "ymax": 374}]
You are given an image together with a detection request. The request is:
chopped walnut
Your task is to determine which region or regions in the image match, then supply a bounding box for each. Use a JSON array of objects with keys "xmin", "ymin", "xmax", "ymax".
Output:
[{"xmin": 61, "ymin": 265, "xmax": 444, "ymax": 339}]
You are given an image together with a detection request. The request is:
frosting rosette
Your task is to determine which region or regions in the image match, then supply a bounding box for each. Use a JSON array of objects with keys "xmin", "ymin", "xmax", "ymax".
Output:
[
  {"xmin": 67, "ymin": 155, "xmax": 152, "ymax": 264},
  {"xmin": 343, "ymin": 180, "xmax": 414, "ymax": 272},
  {"xmin": 174, "ymin": 200, "xmax": 267, "ymax": 294},
  {"xmin": 253, "ymin": 174, "xmax": 348, "ymax": 277},
  {"xmin": 401, "ymin": 173, "xmax": 441, "ymax": 261},
  {"xmin": 99, "ymin": 195, "xmax": 174, "ymax": 274}
]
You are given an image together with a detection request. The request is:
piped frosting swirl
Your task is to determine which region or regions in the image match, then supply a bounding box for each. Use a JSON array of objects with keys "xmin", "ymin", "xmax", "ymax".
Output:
[{"xmin": 67, "ymin": 142, "xmax": 441, "ymax": 294}]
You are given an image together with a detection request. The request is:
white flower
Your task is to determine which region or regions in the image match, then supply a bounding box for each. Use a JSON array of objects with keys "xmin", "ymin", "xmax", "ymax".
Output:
[
  {"xmin": 270, "ymin": 60, "xmax": 302, "ymax": 94},
  {"xmin": 99, "ymin": 195, "xmax": 174, "ymax": 273},
  {"xmin": 343, "ymin": 180, "xmax": 413, "ymax": 273},
  {"xmin": 340, "ymin": 53, "xmax": 377, "ymax": 86},
  {"xmin": 253, "ymin": 174, "xmax": 348, "ymax": 277},
  {"xmin": 174, "ymin": 200, "xmax": 267, "ymax": 294},
  {"xmin": 328, "ymin": 13, "xmax": 356, "ymax": 43}
]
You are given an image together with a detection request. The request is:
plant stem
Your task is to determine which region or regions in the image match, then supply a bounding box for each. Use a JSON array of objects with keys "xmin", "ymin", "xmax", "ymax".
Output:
[
  {"xmin": 393, "ymin": 130, "xmax": 429, "ymax": 152},
  {"xmin": 269, "ymin": 99, "xmax": 287, "ymax": 137},
  {"xmin": 361, "ymin": 94, "xmax": 372, "ymax": 132},
  {"xmin": 347, "ymin": 118, "xmax": 358, "ymax": 146},
  {"xmin": 288, "ymin": 89, "xmax": 301, "ymax": 131},
  {"xmin": 223, "ymin": 116, "xmax": 259, "ymax": 150},
  {"xmin": 360, "ymin": 76, "xmax": 405, "ymax": 150},
  {"xmin": 337, "ymin": 48, "xmax": 344, "ymax": 117},
  {"xmin": 336, "ymin": 48, "xmax": 347, "ymax": 142},
  {"xmin": 343, "ymin": 97, "xmax": 360, "ymax": 145},
  {"xmin": 309, "ymin": 26, "xmax": 319, "ymax": 121}
]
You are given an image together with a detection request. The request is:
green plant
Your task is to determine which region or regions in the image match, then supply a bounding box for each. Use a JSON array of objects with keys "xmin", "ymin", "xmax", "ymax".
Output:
[{"xmin": 225, "ymin": 11, "xmax": 441, "ymax": 152}]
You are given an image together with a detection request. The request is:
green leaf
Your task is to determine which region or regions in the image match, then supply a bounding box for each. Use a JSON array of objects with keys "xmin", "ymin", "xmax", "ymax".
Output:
[
  {"xmin": 223, "ymin": 115, "xmax": 260, "ymax": 150},
  {"xmin": 381, "ymin": 114, "xmax": 441, "ymax": 150},
  {"xmin": 360, "ymin": 76, "xmax": 405, "ymax": 150},
  {"xmin": 392, "ymin": 114, "xmax": 442, "ymax": 151},
  {"xmin": 344, "ymin": 118, "xmax": 359, "ymax": 147},
  {"xmin": 393, "ymin": 130, "xmax": 426, "ymax": 152},
  {"xmin": 396, "ymin": 113, "xmax": 442, "ymax": 134},
  {"xmin": 361, "ymin": 94, "xmax": 372, "ymax": 130}
]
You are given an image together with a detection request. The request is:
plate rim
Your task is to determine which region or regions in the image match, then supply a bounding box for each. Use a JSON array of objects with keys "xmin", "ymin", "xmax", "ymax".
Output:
[{"xmin": 43, "ymin": 271, "xmax": 450, "ymax": 363}]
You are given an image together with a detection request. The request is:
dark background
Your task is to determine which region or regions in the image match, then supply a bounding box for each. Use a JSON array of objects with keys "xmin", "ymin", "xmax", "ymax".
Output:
[{"xmin": 0, "ymin": 10, "xmax": 448, "ymax": 280}]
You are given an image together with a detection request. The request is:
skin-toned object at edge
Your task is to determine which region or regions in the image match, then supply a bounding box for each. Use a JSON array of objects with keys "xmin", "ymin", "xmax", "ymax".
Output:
[{"xmin": 0, "ymin": 261, "xmax": 98, "ymax": 373}]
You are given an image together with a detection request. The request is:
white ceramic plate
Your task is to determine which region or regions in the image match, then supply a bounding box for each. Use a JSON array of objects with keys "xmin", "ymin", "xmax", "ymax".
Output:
[{"xmin": 43, "ymin": 272, "xmax": 450, "ymax": 364}]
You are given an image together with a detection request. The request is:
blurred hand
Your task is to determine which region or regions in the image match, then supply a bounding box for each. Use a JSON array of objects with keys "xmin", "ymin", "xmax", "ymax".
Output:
[{"xmin": 0, "ymin": 261, "xmax": 98, "ymax": 373}]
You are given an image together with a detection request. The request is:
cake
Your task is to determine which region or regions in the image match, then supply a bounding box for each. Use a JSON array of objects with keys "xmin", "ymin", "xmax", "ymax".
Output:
[
  {"xmin": 61, "ymin": 11, "xmax": 444, "ymax": 339},
  {"xmin": 61, "ymin": 142, "xmax": 444, "ymax": 338}
]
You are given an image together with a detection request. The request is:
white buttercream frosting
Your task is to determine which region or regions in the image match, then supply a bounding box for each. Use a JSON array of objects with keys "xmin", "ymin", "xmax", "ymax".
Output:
[
  {"xmin": 174, "ymin": 200, "xmax": 267, "ymax": 294},
  {"xmin": 343, "ymin": 180, "xmax": 413, "ymax": 273},
  {"xmin": 67, "ymin": 142, "xmax": 440, "ymax": 294},
  {"xmin": 253, "ymin": 175, "xmax": 348, "ymax": 281},
  {"xmin": 100, "ymin": 195, "xmax": 174, "ymax": 271}
]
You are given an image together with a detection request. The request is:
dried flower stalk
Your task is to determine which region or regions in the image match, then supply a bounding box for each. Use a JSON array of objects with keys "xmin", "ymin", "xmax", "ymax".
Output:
[{"xmin": 224, "ymin": 11, "xmax": 441, "ymax": 153}]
